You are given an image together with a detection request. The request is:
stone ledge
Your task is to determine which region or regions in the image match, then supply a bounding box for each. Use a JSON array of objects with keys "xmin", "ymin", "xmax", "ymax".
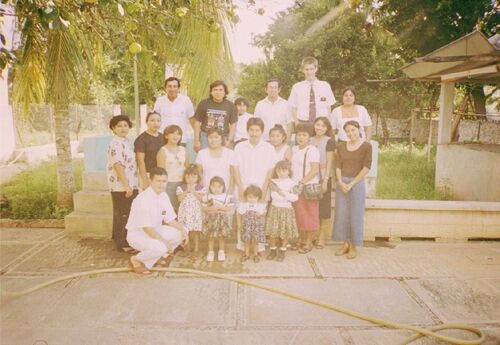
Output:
[{"xmin": 364, "ymin": 199, "xmax": 500, "ymax": 211}]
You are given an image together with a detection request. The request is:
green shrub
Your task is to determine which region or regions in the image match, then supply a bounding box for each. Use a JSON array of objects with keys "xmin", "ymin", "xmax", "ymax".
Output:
[
  {"xmin": 0, "ymin": 159, "xmax": 83, "ymax": 219},
  {"xmin": 376, "ymin": 143, "xmax": 451, "ymax": 200}
]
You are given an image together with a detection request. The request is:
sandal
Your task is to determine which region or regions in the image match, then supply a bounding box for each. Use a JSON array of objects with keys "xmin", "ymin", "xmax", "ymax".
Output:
[
  {"xmin": 128, "ymin": 257, "xmax": 151, "ymax": 274},
  {"xmin": 122, "ymin": 247, "xmax": 138, "ymax": 254},
  {"xmin": 253, "ymin": 255, "xmax": 261, "ymax": 263},
  {"xmin": 290, "ymin": 242, "xmax": 304, "ymax": 251},
  {"xmin": 298, "ymin": 246, "xmax": 312, "ymax": 254},
  {"xmin": 315, "ymin": 242, "xmax": 325, "ymax": 249},
  {"xmin": 240, "ymin": 255, "xmax": 250, "ymax": 262}
]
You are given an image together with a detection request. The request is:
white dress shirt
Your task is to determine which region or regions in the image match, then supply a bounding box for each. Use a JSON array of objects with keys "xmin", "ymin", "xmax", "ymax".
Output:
[
  {"xmin": 288, "ymin": 80, "xmax": 336, "ymax": 121},
  {"xmin": 234, "ymin": 112, "xmax": 254, "ymax": 141},
  {"xmin": 232, "ymin": 140, "xmax": 276, "ymax": 190},
  {"xmin": 254, "ymin": 96, "xmax": 292, "ymax": 140},
  {"xmin": 153, "ymin": 94, "xmax": 195, "ymax": 142},
  {"xmin": 126, "ymin": 187, "xmax": 176, "ymax": 232}
]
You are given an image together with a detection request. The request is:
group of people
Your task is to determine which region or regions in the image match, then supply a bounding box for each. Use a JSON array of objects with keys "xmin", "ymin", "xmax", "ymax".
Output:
[{"xmin": 106, "ymin": 57, "xmax": 373, "ymax": 274}]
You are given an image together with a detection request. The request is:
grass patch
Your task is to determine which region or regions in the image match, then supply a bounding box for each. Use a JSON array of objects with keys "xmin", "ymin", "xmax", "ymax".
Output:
[
  {"xmin": 0, "ymin": 159, "xmax": 83, "ymax": 219},
  {"xmin": 376, "ymin": 143, "xmax": 451, "ymax": 200}
]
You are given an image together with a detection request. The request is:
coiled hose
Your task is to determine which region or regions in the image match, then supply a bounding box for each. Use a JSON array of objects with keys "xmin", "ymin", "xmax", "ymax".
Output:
[{"xmin": 0, "ymin": 267, "xmax": 485, "ymax": 345}]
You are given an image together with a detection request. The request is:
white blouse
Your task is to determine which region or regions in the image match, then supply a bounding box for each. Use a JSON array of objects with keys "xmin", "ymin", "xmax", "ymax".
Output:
[
  {"xmin": 291, "ymin": 145, "xmax": 320, "ymax": 185},
  {"xmin": 329, "ymin": 105, "xmax": 372, "ymax": 141}
]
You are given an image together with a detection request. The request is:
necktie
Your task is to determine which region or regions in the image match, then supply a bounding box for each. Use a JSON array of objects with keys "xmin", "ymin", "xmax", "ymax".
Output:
[{"xmin": 309, "ymin": 84, "xmax": 316, "ymax": 123}]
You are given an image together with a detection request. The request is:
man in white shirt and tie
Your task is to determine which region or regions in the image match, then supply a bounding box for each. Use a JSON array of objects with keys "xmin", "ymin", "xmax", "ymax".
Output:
[
  {"xmin": 254, "ymin": 79, "xmax": 292, "ymax": 141},
  {"xmin": 153, "ymin": 77, "xmax": 195, "ymax": 145},
  {"xmin": 288, "ymin": 57, "xmax": 336, "ymax": 125}
]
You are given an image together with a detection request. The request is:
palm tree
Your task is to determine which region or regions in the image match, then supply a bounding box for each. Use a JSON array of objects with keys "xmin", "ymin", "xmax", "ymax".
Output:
[{"xmin": 9, "ymin": 0, "xmax": 234, "ymax": 208}]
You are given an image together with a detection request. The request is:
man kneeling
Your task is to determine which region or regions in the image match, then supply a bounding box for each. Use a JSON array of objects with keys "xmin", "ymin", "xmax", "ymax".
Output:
[{"xmin": 126, "ymin": 167, "xmax": 188, "ymax": 274}]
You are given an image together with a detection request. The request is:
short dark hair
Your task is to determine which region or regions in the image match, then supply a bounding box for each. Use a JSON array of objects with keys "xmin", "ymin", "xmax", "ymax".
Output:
[
  {"xmin": 341, "ymin": 86, "xmax": 356, "ymax": 99},
  {"xmin": 269, "ymin": 124, "xmax": 287, "ymax": 143},
  {"xmin": 209, "ymin": 80, "xmax": 229, "ymax": 99},
  {"xmin": 314, "ymin": 116, "xmax": 333, "ymax": 136},
  {"xmin": 244, "ymin": 184, "xmax": 262, "ymax": 199},
  {"xmin": 234, "ymin": 97, "xmax": 249, "ymax": 107},
  {"xmin": 109, "ymin": 115, "xmax": 132, "ymax": 130},
  {"xmin": 246, "ymin": 117, "xmax": 264, "ymax": 132},
  {"xmin": 145, "ymin": 111, "xmax": 161, "ymax": 122},
  {"xmin": 163, "ymin": 125, "xmax": 183, "ymax": 144},
  {"xmin": 150, "ymin": 167, "xmax": 168, "ymax": 180},
  {"xmin": 165, "ymin": 77, "xmax": 181, "ymax": 88},
  {"xmin": 343, "ymin": 120, "xmax": 360, "ymax": 130},
  {"xmin": 182, "ymin": 164, "xmax": 201, "ymax": 184},
  {"xmin": 206, "ymin": 127, "xmax": 225, "ymax": 145},
  {"xmin": 266, "ymin": 79, "xmax": 280, "ymax": 88},
  {"xmin": 272, "ymin": 160, "xmax": 292, "ymax": 178},
  {"xmin": 209, "ymin": 176, "xmax": 226, "ymax": 193},
  {"xmin": 295, "ymin": 122, "xmax": 314, "ymax": 136}
]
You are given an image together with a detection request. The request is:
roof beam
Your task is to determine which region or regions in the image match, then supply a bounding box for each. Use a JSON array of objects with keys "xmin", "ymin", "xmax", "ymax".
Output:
[
  {"xmin": 440, "ymin": 65, "xmax": 500, "ymax": 82},
  {"xmin": 415, "ymin": 53, "xmax": 500, "ymax": 63}
]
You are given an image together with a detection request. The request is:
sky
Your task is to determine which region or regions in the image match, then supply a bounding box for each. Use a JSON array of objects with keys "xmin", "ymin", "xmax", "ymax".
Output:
[{"xmin": 229, "ymin": 0, "xmax": 295, "ymax": 64}]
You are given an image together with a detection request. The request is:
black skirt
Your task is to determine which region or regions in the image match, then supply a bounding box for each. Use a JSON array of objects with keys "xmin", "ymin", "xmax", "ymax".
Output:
[{"xmin": 319, "ymin": 178, "xmax": 332, "ymax": 219}]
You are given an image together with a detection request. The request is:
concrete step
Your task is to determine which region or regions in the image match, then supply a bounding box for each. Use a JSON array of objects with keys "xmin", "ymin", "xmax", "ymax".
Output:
[
  {"xmin": 82, "ymin": 171, "xmax": 108, "ymax": 191},
  {"xmin": 65, "ymin": 211, "xmax": 112, "ymax": 238},
  {"xmin": 73, "ymin": 190, "xmax": 112, "ymax": 213}
]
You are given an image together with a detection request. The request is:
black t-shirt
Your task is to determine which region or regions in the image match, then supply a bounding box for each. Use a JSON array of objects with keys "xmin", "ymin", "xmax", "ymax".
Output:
[
  {"xmin": 134, "ymin": 131, "xmax": 165, "ymax": 172},
  {"xmin": 194, "ymin": 98, "xmax": 238, "ymax": 135}
]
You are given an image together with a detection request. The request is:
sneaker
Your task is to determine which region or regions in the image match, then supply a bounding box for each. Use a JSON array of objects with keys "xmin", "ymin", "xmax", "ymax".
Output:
[
  {"xmin": 206, "ymin": 251, "xmax": 214, "ymax": 262},
  {"xmin": 277, "ymin": 249, "xmax": 286, "ymax": 262},
  {"xmin": 267, "ymin": 249, "xmax": 277, "ymax": 260},
  {"xmin": 218, "ymin": 250, "xmax": 226, "ymax": 261}
]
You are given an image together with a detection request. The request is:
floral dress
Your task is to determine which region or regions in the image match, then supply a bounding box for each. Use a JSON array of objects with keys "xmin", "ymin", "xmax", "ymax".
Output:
[
  {"xmin": 176, "ymin": 184, "xmax": 204, "ymax": 232},
  {"xmin": 202, "ymin": 193, "xmax": 233, "ymax": 237},
  {"xmin": 265, "ymin": 178, "xmax": 299, "ymax": 240},
  {"xmin": 238, "ymin": 202, "xmax": 266, "ymax": 242}
]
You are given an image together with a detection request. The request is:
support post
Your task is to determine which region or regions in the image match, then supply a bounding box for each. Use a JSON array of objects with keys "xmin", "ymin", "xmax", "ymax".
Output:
[
  {"xmin": 409, "ymin": 109, "xmax": 415, "ymax": 156},
  {"xmin": 437, "ymin": 82, "xmax": 455, "ymax": 145}
]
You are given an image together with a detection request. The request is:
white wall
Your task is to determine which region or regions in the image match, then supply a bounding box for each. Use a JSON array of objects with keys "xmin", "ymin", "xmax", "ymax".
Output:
[{"xmin": 0, "ymin": 4, "xmax": 16, "ymax": 163}]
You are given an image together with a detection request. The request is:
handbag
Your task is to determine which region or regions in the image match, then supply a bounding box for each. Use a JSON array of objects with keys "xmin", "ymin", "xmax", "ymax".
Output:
[{"xmin": 302, "ymin": 148, "xmax": 323, "ymax": 200}]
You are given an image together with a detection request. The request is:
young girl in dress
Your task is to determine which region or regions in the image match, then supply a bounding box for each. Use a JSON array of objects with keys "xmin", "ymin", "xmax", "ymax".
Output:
[
  {"xmin": 176, "ymin": 164, "xmax": 205, "ymax": 258},
  {"xmin": 157, "ymin": 125, "xmax": 189, "ymax": 212},
  {"xmin": 237, "ymin": 185, "xmax": 267, "ymax": 263},
  {"xmin": 265, "ymin": 160, "xmax": 299, "ymax": 261},
  {"xmin": 203, "ymin": 176, "xmax": 233, "ymax": 262},
  {"xmin": 269, "ymin": 124, "xmax": 292, "ymax": 161}
]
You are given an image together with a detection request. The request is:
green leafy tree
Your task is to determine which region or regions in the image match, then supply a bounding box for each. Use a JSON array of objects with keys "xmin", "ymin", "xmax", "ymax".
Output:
[
  {"xmin": 5, "ymin": 0, "xmax": 235, "ymax": 208},
  {"xmin": 238, "ymin": 0, "xmax": 418, "ymax": 119}
]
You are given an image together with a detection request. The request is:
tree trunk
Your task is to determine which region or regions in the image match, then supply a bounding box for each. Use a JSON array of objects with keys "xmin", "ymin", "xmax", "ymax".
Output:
[{"xmin": 54, "ymin": 103, "xmax": 75, "ymax": 208}]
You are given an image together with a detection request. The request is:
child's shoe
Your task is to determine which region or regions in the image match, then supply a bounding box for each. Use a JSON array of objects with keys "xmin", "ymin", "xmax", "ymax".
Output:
[
  {"xmin": 267, "ymin": 248, "xmax": 277, "ymax": 260},
  {"xmin": 206, "ymin": 251, "xmax": 214, "ymax": 262},
  {"xmin": 277, "ymin": 248, "xmax": 286, "ymax": 262},
  {"xmin": 218, "ymin": 250, "xmax": 226, "ymax": 261}
]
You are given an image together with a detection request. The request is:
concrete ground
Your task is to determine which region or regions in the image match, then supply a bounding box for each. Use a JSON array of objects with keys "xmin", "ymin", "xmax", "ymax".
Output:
[{"xmin": 1, "ymin": 228, "xmax": 499, "ymax": 345}]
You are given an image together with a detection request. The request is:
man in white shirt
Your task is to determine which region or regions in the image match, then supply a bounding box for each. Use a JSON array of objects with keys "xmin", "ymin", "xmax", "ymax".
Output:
[
  {"xmin": 288, "ymin": 57, "xmax": 336, "ymax": 124},
  {"xmin": 153, "ymin": 77, "xmax": 195, "ymax": 144},
  {"xmin": 126, "ymin": 167, "xmax": 188, "ymax": 274},
  {"xmin": 254, "ymin": 79, "xmax": 292, "ymax": 141},
  {"xmin": 232, "ymin": 117, "xmax": 276, "ymax": 253}
]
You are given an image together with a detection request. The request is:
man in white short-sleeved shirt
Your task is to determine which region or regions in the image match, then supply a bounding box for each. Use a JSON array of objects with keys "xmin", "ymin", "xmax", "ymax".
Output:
[
  {"xmin": 232, "ymin": 117, "xmax": 276, "ymax": 253},
  {"xmin": 254, "ymin": 79, "xmax": 292, "ymax": 141},
  {"xmin": 126, "ymin": 167, "xmax": 188, "ymax": 273},
  {"xmin": 288, "ymin": 56, "xmax": 335, "ymax": 124},
  {"xmin": 153, "ymin": 77, "xmax": 195, "ymax": 143}
]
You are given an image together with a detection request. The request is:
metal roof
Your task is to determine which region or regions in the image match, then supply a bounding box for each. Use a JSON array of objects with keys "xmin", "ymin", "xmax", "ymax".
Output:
[{"xmin": 401, "ymin": 31, "xmax": 500, "ymax": 83}]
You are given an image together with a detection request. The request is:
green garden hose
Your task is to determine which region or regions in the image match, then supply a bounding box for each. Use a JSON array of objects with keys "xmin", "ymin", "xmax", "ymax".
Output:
[{"xmin": 0, "ymin": 267, "xmax": 485, "ymax": 345}]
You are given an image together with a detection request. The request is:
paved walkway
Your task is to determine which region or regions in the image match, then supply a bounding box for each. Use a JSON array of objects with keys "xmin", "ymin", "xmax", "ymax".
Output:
[{"xmin": 1, "ymin": 227, "xmax": 499, "ymax": 344}]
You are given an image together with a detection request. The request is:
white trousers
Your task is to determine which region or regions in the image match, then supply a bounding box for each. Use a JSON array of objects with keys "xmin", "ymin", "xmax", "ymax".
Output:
[{"xmin": 127, "ymin": 226, "xmax": 183, "ymax": 269}]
